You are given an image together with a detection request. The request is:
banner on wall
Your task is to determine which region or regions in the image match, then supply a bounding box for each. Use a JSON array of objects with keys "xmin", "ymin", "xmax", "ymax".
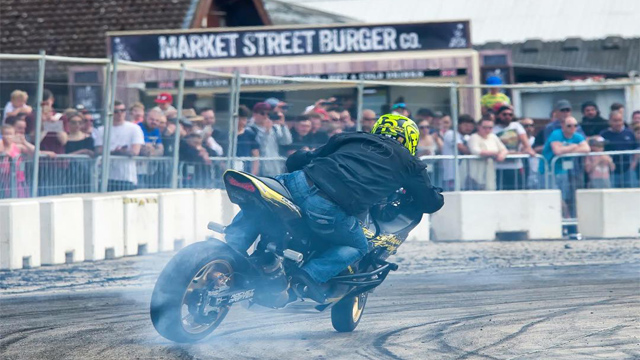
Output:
[{"xmin": 108, "ymin": 21, "xmax": 471, "ymax": 62}]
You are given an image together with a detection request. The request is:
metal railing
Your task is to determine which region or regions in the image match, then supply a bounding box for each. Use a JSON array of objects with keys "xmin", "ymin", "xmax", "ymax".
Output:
[
  {"xmin": 549, "ymin": 149, "xmax": 640, "ymax": 220},
  {"xmin": 1, "ymin": 52, "xmax": 639, "ymax": 198},
  {"xmin": 420, "ymin": 154, "xmax": 548, "ymax": 191}
]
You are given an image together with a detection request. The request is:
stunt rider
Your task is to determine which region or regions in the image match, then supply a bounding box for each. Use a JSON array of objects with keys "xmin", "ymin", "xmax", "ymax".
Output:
[{"xmin": 224, "ymin": 114, "xmax": 444, "ymax": 302}]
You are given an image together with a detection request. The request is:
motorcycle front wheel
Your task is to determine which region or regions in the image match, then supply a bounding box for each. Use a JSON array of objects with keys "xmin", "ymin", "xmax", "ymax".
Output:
[
  {"xmin": 150, "ymin": 241, "xmax": 238, "ymax": 343},
  {"xmin": 331, "ymin": 292, "xmax": 368, "ymax": 332}
]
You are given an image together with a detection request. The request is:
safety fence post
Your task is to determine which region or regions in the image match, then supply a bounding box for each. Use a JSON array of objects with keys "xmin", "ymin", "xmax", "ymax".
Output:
[
  {"xmin": 449, "ymin": 83, "xmax": 460, "ymax": 192},
  {"xmin": 170, "ymin": 63, "xmax": 186, "ymax": 189},
  {"xmin": 100, "ymin": 55, "xmax": 118, "ymax": 193},
  {"xmin": 30, "ymin": 50, "xmax": 46, "ymax": 198}
]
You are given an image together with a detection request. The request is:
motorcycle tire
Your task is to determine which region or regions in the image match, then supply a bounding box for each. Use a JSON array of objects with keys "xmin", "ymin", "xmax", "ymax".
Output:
[
  {"xmin": 330, "ymin": 292, "xmax": 368, "ymax": 332},
  {"xmin": 150, "ymin": 241, "xmax": 238, "ymax": 343}
]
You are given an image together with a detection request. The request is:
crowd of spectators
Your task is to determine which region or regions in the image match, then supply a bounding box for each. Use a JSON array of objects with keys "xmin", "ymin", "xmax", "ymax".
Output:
[{"xmin": 1, "ymin": 80, "xmax": 639, "ymax": 201}]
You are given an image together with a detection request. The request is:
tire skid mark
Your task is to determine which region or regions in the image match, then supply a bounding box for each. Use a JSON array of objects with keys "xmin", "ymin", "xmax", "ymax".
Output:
[{"xmin": 451, "ymin": 295, "xmax": 635, "ymax": 360}]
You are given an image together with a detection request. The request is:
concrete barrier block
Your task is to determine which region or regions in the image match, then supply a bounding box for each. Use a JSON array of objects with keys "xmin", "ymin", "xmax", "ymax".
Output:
[
  {"xmin": 193, "ymin": 189, "xmax": 224, "ymax": 242},
  {"xmin": 577, "ymin": 189, "xmax": 640, "ymax": 238},
  {"xmin": 527, "ymin": 190, "xmax": 563, "ymax": 239},
  {"xmin": 407, "ymin": 214, "xmax": 430, "ymax": 241},
  {"xmin": 431, "ymin": 190, "xmax": 563, "ymax": 241},
  {"xmin": 39, "ymin": 197, "xmax": 85, "ymax": 265},
  {"xmin": 82, "ymin": 194, "xmax": 124, "ymax": 261},
  {"xmin": 158, "ymin": 190, "xmax": 196, "ymax": 250},
  {"xmin": 123, "ymin": 193, "xmax": 159, "ymax": 256},
  {"xmin": 220, "ymin": 190, "xmax": 240, "ymax": 225},
  {"xmin": 0, "ymin": 200, "xmax": 41, "ymax": 269}
]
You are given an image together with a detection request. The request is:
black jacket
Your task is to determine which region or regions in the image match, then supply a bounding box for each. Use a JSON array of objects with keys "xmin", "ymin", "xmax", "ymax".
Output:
[
  {"xmin": 581, "ymin": 115, "xmax": 609, "ymax": 137},
  {"xmin": 286, "ymin": 132, "xmax": 444, "ymax": 216}
]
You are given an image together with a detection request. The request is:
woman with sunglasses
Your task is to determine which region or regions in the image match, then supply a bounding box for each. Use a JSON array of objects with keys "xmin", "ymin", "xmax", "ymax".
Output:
[
  {"xmin": 467, "ymin": 118, "xmax": 508, "ymax": 190},
  {"xmin": 416, "ymin": 119, "xmax": 437, "ymax": 156},
  {"xmin": 65, "ymin": 112, "xmax": 94, "ymax": 156}
]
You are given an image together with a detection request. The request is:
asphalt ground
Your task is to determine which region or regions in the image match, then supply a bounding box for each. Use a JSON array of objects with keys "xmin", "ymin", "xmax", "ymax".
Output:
[{"xmin": 1, "ymin": 239, "xmax": 639, "ymax": 360}]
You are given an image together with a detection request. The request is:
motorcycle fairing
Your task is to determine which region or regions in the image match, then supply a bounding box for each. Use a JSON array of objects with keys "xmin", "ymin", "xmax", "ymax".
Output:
[{"xmin": 224, "ymin": 170, "xmax": 302, "ymax": 220}]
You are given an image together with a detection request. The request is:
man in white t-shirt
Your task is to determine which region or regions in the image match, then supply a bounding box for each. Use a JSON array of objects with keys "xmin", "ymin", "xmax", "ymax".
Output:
[
  {"xmin": 493, "ymin": 105, "xmax": 536, "ymax": 190},
  {"xmin": 94, "ymin": 100, "xmax": 145, "ymax": 191}
]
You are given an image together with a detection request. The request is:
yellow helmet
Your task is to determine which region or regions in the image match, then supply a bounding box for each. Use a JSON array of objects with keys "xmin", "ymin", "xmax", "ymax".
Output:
[{"xmin": 371, "ymin": 114, "xmax": 420, "ymax": 155}]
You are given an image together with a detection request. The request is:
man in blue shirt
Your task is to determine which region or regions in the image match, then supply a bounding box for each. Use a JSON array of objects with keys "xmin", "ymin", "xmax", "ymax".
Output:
[
  {"xmin": 600, "ymin": 110, "xmax": 639, "ymax": 188},
  {"xmin": 542, "ymin": 116, "xmax": 590, "ymax": 218},
  {"xmin": 138, "ymin": 109, "xmax": 165, "ymax": 187}
]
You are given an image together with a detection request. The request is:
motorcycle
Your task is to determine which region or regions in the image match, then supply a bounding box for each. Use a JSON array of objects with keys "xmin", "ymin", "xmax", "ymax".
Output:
[{"xmin": 150, "ymin": 169, "xmax": 423, "ymax": 343}]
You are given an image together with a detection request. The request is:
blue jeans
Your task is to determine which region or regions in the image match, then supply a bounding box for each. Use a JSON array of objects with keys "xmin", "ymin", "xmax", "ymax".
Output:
[
  {"xmin": 224, "ymin": 170, "xmax": 368, "ymax": 283},
  {"xmin": 611, "ymin": 170, "xmax": 639, "ymax": 188}
]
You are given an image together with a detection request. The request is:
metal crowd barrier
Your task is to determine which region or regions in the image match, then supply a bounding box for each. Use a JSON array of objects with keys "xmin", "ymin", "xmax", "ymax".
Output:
[
  {"xmin": 549, "ymin": 149, "xmax": 640, "ymax": 220},
  {"xmin": 420, "ymin": 154, "xmax": 549, "ymax": 191},
  {"xmin": 0, "ymin": 154, "xmax": 95, "ymax": 198}
]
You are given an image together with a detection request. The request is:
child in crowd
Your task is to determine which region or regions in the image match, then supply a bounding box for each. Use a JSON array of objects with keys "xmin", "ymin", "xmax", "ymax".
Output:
[
  {"xmin": 584, "ymin": 136, "xmax": 615, "ymax": 189},
  {"xmin": 0, "ymin": 124, "xmax": 29, "ymax": 197}
]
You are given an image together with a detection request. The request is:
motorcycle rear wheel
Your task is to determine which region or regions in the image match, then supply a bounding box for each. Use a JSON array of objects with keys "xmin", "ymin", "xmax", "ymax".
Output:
[
  {"xmin": 331, "ymin": 292, "xmax": 368, "ymax": 332},
  {"xmin": 150, "ymin": 241, "xmax": 238, "ymax": 343}
]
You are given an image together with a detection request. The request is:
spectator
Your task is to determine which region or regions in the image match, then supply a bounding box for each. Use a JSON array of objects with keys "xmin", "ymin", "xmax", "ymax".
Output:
[
  {"xmin": 391, "ymin": 102, "xmax": 410, "ymax": 117},
  {"xmin": 3, "ymin": 90, "xmax": 32, "ymax": 122},
  {"xmin": 600, "ymin": 110, "xmax": 638, "ymax": 188},
  {"xmin": 467, "ymin": 118, "xmax": 508, "ymax": 190},
  {"xmin": 441, "ymin": 114, "xmax": 474, "ymax": 190},
  {"xmin": 42, "ymin": 89, "xmax": 62, "ymax": 121},
  {"xmin": 480, "ymin": 76, "xmax": 511, "ymax": 115},
  {"xmin": 437, "ymin": 115, "xmax": 452, "ymax": 138},
  {"xmin": 482, "ymin": 109, "xmax": 496, "ymax": 123},
  {"xmin": 250, "ymin": 102, "xmax": 291, "ymax": 176},
  {"xmin": 633, "ymin": 122, "xmax": 640, "ymax": 182},
  {"xmin": 129, "ymin": 102, "xmax": 145, "ymax": 124},
  {"xmin": 631, "ymin": 110, "xmax": 640, "ymax": 128},
  {"xmin": 0, "ymin": 125, "xmax": 29, "ymax": 198},
  {"xmin": 542, "ymin": 116, "xmax": 590, "ymax": 218},
  {"xmin": 416, "ymin": 119, "xmax": 437, "ymax": 156},
  {"xmin": 327, "ymin": 110, "xmax": 341, "ymax": 123},
  {"xmin": 265, "ymin": 97, "xmax": 291, "ymax": 128},
  {"xmin": 610, "ymin": 102, "xmax": 624, "ymax": 119},
  {"xmin": 360, "ymin": 109, "xmax": 377, "ymax": 133},
  {"xmin": 415, "ymin": 108, "xmax": 434, "ymax": 125},
  {"xmin": 180, "ymin": 133, "xmax": 212, "ymax": 188},
  {"xmin": 325, "ymin": 122, "xmax": 343, "ymax": 138},
  {"xmin": 581, "ymin": 101, "xmax": 608, "ymax": 136},
  {"xmin": 519, "ymin": 118, "xmax": 541, "ymax": 189},
  {"xmin": 340, "ymin": 110, "xmax": 356, "ymax": 132},
  {"xmin": 38, "ymin": 104, "xmax": 68, "ymax": 154},
  {"xmin": 542, "ymin": 100, "xmax": 585, "ymax": 143},
  {"xmin": 284, "ymin": 115, "xmax": 313, "ymax": 155},
  {"xmin": 200, "ymin": 108, "xmax": 227, "ymax": 156},
  {"xmin": 584, "ymin": 136, "xmax": 614, "ymax": 189},
  {"xmin": 493, "ymin": 105, "xmax": 536, "ymax": 190},
  {"xmin": 93, "ymin": 100, "xmax": 145, "ymax": 191},
  {"xmin": 65, "ymin": 112, "xmax": 94, "ymax": 156},
  {"xmin": 138, "ymin": 109, "xmax": 165, "ymax": 157},
  {"xmin": 153, "ymin": 92, "xmax": 177, "ymax": 118},
  {"xmin": 5, "ymin": 116, "xmax": 34, "ymax": 155},
  {"xmin": 306, "ymin": 111, "xmax": 329, "ymax": 148},
  {"xmin": 234, "ymin": 105, "xmax": 260, "ymax": 174}
]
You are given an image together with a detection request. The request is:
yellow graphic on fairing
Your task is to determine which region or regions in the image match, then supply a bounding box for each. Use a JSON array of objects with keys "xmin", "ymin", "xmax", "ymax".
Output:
[
  {"xmin": 225, "ymin": 170, "xmax": 301, "ymax": 217},
  {"xmin": 370, "ymin": 234, "xmax": 403, "ymax": 255}
]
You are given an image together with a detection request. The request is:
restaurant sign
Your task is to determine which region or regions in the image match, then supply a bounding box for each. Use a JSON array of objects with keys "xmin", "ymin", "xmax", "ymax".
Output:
[{"xmin": 109, "ymin": 21, "xmax": 470, "ymax": 62}]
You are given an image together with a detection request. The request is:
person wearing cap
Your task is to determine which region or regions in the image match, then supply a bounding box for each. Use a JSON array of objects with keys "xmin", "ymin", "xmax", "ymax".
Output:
[
  {"xmin": 249, "ymin": 101, "xmax": 292, "ymax": 176},
  {"xmin": 541, "ymin": 116, "xmax": 590, "ymax": 218},
  {"xmin": 580, "ymin": 101, "xmax": 608, "ymax": 136},
  {"xmin": 493, "ymin": 104, "xmax": 536, "ymax": 190},
  {"xmin": 600, "ymin": 110, "xmax": 638, "ymax": 188},
  {"xmin": 539, "ymin": 100, "xmax": 585, "ymax": 145},
  {"xmin": 481, "ymin": 76, "xmax": 511, "ymax": 115},
  {"xmin": 584, "ymin": 136, "xmax": 614, "ymax": 189},
  {"xmin": 152, "ymin": 92, "xmax": 177, "ymax": 118},
  {"xmin": 391, "ymin": 102, "xmax": 410, "ymax": 117}
]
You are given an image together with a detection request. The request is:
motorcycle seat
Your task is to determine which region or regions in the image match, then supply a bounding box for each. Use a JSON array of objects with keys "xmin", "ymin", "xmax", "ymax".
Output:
[{"xmin": 257, "ymin": 176, "xmax": 293, "ymax": 200}]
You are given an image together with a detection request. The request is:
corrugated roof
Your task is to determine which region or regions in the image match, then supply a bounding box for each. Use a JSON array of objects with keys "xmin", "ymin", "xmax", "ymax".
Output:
[
  {"xmin": 277, "ymin": 0, "xmax": 640, "ymax": 44},
  {"xmin": 476, "ymin": 37, "xmax": 640, "ymax": 74},
  {"xmin": 264, "ymin": 0, "xmax": 355, "ymax": 25}
]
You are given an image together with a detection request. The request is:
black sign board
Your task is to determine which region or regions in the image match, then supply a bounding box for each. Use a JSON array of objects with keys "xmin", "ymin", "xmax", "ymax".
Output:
[
  {"xmin": 145, "ymin": 69, "xmax": 467, "ymax": 90},
  {"xmin": 109, "ymin": 21, "xmax": 470, "ymax": 62}
]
